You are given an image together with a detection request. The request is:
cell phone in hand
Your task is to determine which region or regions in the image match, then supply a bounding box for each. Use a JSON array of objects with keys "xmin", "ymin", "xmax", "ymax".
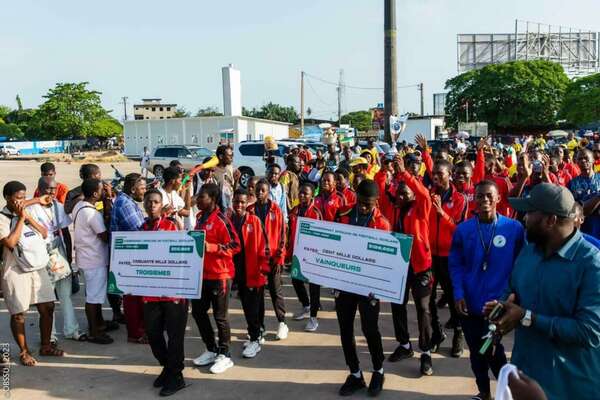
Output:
[{"xmin": 489, "ymin": 302, "xmax": 505, "ymax": 321}]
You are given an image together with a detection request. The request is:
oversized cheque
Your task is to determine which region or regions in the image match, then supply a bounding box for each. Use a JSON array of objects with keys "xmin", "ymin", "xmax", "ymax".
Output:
[
  {"xmin": 108, "ymin": 231, "xmax": 205, "ymax": 298},
  {"xmin": 291, "ymin": 217, "xmax": 412, "ymax": 303}
]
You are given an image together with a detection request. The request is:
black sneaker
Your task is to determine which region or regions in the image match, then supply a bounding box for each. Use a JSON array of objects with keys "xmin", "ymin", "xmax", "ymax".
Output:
[
  {"xmin": 159, "ymin": 373, "xmax": 186, "ymax": 397},
  {"xmin": 451, "ymin": 329, "xmax": 464, "ymax": 358},
  {"xmin": 113, "ymin": 312, "xmax": 126, "ymax": 325},
  {"xmin": 153, "ymin": 368, "xmax": 169, "ymax": 388},
  {"xmin": 430, "ymin": 329, "xmax": 447, "ymax": 353},
  {"xmin": 388, "ymin": 345, "xmax": 414, "ymax": 362},
  {"xmin": 367, "ymin": 371, "xmax": 384, "ymax": 397},
  {"xmin": 420, "ymin": 353, "xmax": 433, "ymax": 376},
  {"xmin": 339, "ymin": 373, "xmax": 366, "ymax": 396}
]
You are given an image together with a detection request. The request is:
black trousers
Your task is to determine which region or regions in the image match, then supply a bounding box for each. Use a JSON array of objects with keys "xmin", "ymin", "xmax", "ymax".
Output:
[
  {"xmin": 143, "ymin": 300, "xmax": 188, "ymax": 376},
  {"xmin": 430, "ymin": 256, "xmax": 460, "ymax": 330},
  {"xmin": 260, "ymin": 267, "xmax": 286, "ymax": 325},
  {"xmin": 391, "ymin": 268, "xmax": 433, "ymax": 352},
  {"xmin": 238, "ymin": 281, "xmax": 264, "ymax": 341},
  {"xmin": 292, "ymin": 278, "xmax": 321, "ymax": 317},
  {"xmin": 462, "ymin": 315, "xmax": 507, "ymax": 394},
  {"xmin": 108, "ymin": 294, "xmax": 122, "ymax": 316},
  {"xmin": 191, "ymin": 279, "xmax": 231, "ymax": 356},
  {"xmin": 335, "ymin": 291, "xmax": 384, "ymax": 373}
]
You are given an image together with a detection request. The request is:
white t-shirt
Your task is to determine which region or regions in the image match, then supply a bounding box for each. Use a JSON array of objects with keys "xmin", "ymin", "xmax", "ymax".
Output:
[
  {"xmin": 72, "ymin": 201, "xmax": 108, "ymax": 270},
  {"xmin": 28, "ymin": 201, "xmax": 72, "ymax": 244},
  {"xmin": 159, "ymin": 187, "xmax": 186, "ymax": 228}
]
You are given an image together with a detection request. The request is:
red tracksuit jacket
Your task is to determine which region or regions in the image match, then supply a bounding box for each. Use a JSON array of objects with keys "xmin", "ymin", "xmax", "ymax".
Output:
[
  {"xmin": 338, "ymin": 206, "xmax": 391, "ymax": 232},
  {"xmin": 247, "ymin": 200, "xmax": 286, "ymax": 269},
  {"xmin": 314, "ymin": 190, "xmax": 346, "ymax": 222},
  {"xmin": 428, "ymin": 185, "xmax": 467, "ymax": 257},
  {"xmin": 391, "ymin": 171, "xmax": 432, "ymax": 273},
  {"xmin": 287, "ymin": 202, "xmax": 323, "ymax": 263},
  {"xmin": 227, "ymin": 210, "xmax": 270, "ymax": 288},
  {"xmin": 195, "ymin": 208, "xmax": 240, "ymax": 280}
]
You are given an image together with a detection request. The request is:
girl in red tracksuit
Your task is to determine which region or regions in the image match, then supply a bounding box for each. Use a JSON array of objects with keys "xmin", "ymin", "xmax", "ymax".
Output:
[
  {"xmin": 247, "ymin": 179, "xmax": 289, "ymax": 340},
  {"xmin": 387, "ymin": 157, "xmax": 436, "ymax": 377},
  {"xmin": 141, "ymin": 189, "xmax": 188, "ymax": 396},
  {"xmin": 288, "ymin": 182, "xmax": 323, "ymax": 332},
  {"xmin": 335, "ymin": 168, "xmax": 357, "ymax": 214},
  {"xmin": 191, "ymin": 183, "xmax": 240, "ymax": 374},
  {"xmin": 227, "ymin": 188, "xmax": 270, "ymax": 359},
  {"xmin": 314, "ymin": 170, "xmax": 346, "ymax": 222}
]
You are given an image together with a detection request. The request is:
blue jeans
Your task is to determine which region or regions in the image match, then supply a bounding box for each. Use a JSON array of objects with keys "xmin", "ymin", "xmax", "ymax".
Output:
[{"xmin": 52, "ymin": 276, "xmax": 81, "ymax": 339}]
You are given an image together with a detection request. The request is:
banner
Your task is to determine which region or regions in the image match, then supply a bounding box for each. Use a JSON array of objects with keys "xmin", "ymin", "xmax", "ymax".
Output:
[
  {"xmin": 291, "ymin": 217, "xmax": 412, "ymax": 303},
  {"xmin": 108, "ymin": 231, "xmax": 205, "ymax": 299}
]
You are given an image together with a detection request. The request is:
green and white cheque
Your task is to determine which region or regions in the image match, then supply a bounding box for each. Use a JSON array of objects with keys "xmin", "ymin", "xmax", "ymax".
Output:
[
  {"xmin": 108, "ymin": 231, "xmax": 205, "ymax": 299},
  {"xmin": 291, "ymin": 217, "xmax": 413, "ymax": 304}
]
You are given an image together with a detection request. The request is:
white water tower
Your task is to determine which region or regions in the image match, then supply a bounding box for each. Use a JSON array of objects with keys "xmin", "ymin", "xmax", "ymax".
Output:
[{"xmin": 222, "ymin": 64, "xmax": 242, "ymax": 117}]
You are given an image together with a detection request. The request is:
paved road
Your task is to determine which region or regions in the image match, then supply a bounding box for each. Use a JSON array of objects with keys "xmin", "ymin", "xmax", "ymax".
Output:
[{"xmin": 0, "ymin": 160, "xmax": 513, "ymax": 399}]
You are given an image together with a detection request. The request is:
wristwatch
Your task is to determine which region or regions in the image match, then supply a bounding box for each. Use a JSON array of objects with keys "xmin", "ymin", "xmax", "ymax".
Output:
[{"xmin": 521, "ymin": 309, "xmax": 532, "ymax": 327}]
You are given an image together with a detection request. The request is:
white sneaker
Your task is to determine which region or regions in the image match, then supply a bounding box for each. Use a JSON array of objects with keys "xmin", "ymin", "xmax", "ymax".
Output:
[
  {"xmin": 276, "ymin": 322, "xmax": 289, "ymax": 340},
  {"xmin": 242, "ymin": 341, "xmax": 261, "ymax": 358},
  {"xmin": 192, "ymin": 350, "xmax": 217, "ymax": 366},
  {"xmin": 304, "ymin": 317, "xmax": 319, "ymax": 332},
  {"xmin": 243, "ymin": 333, "xmax": 266, "ymax": 347},
  {"xmin": 209, "ymin": 354, "xmax": 234, "ymax": 374},
  {"xmin": 293, "ymin": 306, "xmax": 310, "ymax": 321}
]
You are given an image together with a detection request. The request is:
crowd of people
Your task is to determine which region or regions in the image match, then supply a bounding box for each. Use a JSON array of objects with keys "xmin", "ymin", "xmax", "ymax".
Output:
[{"xmin": 1, "ymin": 132, "xmax": 599, "ymax": 399}]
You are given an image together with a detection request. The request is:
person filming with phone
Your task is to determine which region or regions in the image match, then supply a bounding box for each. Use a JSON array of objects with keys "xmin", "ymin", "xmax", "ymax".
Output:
[{"xmin": 484, "ymin": 183, "xmax": 600, "ymax": 400}]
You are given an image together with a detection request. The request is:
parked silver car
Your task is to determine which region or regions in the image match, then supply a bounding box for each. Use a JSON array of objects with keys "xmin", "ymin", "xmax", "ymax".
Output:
[{"xmin": 148, "ymin": 145, "xmax": 213, "ymax": 177}]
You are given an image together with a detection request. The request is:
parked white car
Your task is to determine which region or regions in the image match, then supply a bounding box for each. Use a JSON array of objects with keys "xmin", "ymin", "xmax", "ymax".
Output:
[
  {"xmin": 234, "ymin": 140, "xmax": 305, "ymax": 187},
  {"xmin": 0, "ymin": 145, "xmax": 20, "ymax": 158}
]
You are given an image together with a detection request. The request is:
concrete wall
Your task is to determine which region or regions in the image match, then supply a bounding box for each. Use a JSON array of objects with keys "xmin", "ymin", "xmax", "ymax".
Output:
[{"xmin": 0, "ymin": 139, "xmax": 86, "ymax": 155}]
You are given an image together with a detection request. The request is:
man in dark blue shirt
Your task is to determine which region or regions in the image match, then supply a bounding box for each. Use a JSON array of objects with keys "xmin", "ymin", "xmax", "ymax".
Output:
[
  {"xmin": 486, "ymin": 183, "xmax": 600, "ymax": 400},
  {"xmin": 449, "ymin": 180, "xmax": 524, "ymax": 400},
  {"xmin": 567, "ymin": 149, "xmax": 600, "ymax": 237}
]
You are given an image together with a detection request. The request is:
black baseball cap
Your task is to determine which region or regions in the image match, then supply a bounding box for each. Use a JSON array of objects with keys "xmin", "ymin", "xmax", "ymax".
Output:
[{"xmin": 509, "ymin": 183, "xmax": 575, "ymax": 218}]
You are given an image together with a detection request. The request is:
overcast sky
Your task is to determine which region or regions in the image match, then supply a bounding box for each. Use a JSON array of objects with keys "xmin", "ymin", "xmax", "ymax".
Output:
[{"xmin": 2, "ymin": 0, "xmax": 598, "ymax": 121}]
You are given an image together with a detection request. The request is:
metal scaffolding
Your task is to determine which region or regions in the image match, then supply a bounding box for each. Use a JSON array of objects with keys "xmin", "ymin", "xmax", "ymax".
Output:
[{"xmin": 457, "ymin": 20, "xmax": 599, "ymax": 77}]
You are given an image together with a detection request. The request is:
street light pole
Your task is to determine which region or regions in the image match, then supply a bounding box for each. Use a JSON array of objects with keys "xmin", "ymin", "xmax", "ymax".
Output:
[{"xmin": 384, "ymin": 0, "xmax": 398, "ymax": 144}]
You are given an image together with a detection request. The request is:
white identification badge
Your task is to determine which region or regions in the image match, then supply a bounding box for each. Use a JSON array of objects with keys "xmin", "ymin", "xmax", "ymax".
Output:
[{"xmin": 493, "ymin": 235, "xmax": 506, "ymax": 248}]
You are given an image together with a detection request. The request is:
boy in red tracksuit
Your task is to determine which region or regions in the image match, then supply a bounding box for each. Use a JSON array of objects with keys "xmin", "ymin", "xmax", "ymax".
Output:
[
  {"xmin": 247, "ymin": 179, "xmax": 289, "ymax": 340},
  {"xmin": 387, "ymin": 156, "xmax": 436, "ymax": 377},
  {"xmin": 288, "ymin": 182, "xmax": 323, "ymax": 332},
  {"xmin": 334, "ymin": 180, "xmax": 391, "ymax": 397},
  {"xmin": 227, "ymin": 188, "xmax": 270, "ymax": 359},
  {"xmin": 313, "ymin": 170, "xmax": 346, "ymax": 222},
  {"xmin": 429, "ymin": 159, "xmax": 468, "ymax": 358},
  {"xmin": 191, "ymin": 183, "xmax": 241, "ymax": 374},
  {"xmin": 140, "ymin": 189, "xmax": 188, "ymax": 396}
]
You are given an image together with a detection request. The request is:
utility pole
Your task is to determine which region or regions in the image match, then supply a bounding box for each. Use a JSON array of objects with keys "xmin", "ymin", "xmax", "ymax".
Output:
[
  {"xmin": 300, "ymin": 71, "xmax": 305, "ymax": 136},
  {"xmin": 337, "ymin": 69, "xmax": 344, "ymax": 126},
  {"xmin": 121, "ymin": 96, "xmax": 129, "ymax": 121},
  {"xmin": 384, "ymin": 0, "xmax": 398, "ymax": 144},
  {"xmin": 419, "ymin": 83, "xmax": 424, "ymax": 116}
]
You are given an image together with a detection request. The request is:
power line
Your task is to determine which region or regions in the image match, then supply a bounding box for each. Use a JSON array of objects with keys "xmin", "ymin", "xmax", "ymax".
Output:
[
  {"xmin": 305, "ymin": 77, "xmax": 336, "ymax": 107},
  {"xmin": 304, "ymin": 72, "xmax": 420, "ymax": 91}
]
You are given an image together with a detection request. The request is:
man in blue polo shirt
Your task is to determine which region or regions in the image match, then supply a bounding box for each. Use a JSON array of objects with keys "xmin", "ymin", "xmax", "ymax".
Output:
[
  {"xmin": 486, "ymin": 183, "xmax": 600, "ymax": 400},
  {"xmin": 448, "ymin": 180, "xmax": 525, "ymax": 400}
]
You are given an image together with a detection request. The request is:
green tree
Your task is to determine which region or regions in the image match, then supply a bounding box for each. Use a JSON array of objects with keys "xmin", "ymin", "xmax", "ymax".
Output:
[
  {"xmin": 93, "ymin": 117, "xmax": 123, "ymax": 138},
  {"xmin": 0, "ymin": 123, "xmax": 25, "ymax": 140},
  {"xmin": 243, "ymin": 102, "xmax": 298, "ymax": 123},
  {"xmin": 34, "ymin": 82, "xmax": 108, "ymax": 139},
  {"xmin": 560, "ymin": 73, "xmax": 600, "ymax": 126},
  {"xmin": 340, "ymin": 111, "xmax": 372, "ymax": 132},
  {"xmin": 195, "ymin": 107, "xmax": 223, "ymax": 117},
  {"xmin": 173, "ymin": 107, "xmax": 191, "ymax": 118},
  {"xmin": 0, "ymin": 105, "xmax": 11, "ymax": 120},
  {"xmin": 444, "ymin": 60, "xmax": 570, "ymax": 131},
  {"xmin": 5, "ymin": 108, "xmax": 38, "ymax": 139}
]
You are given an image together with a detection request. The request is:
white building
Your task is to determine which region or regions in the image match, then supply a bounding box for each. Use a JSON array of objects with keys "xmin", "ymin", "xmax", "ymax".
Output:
[
  {"xmin": 398, "ymin": 115, "xmax": 446, "ymax": 143},
  {"xmin": 123, "ymin": 116, "xmax": 290, "ymax": 156}
]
